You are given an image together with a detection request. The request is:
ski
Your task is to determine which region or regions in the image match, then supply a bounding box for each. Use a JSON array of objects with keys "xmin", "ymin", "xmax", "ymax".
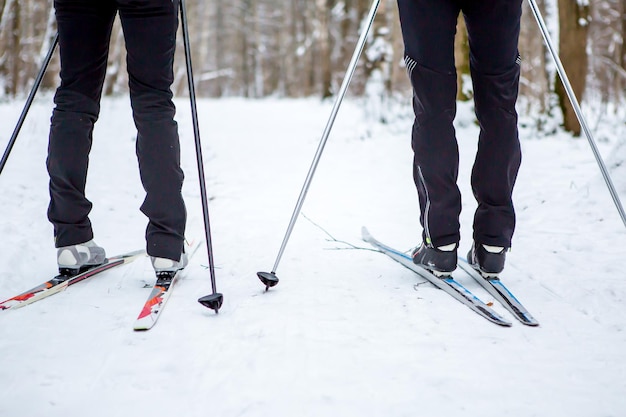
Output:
[
  {"xmin": 133, "ymin": 240, "xmax": 202, "ymax": 331},
  {"xmin": 0, "ymin": 249, "xmax": 145, "ymax": 311},
  {"xmin": 361, "ymin": 227, "xmax": 512, "ymax": 327},
  {"xmin": 457, "ymin": 258, "xmax": 539, "ymax": 326},
  {"xmin": 133, "ymin": 270, "xmax": 181, "ymax": 331}
]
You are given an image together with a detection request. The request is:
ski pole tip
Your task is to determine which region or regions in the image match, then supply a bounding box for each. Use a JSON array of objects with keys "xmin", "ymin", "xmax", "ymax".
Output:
[
  {"xmin": 198, "ymin": 292, "xmax": 223, "ymax": 312},
  {"xmin": 257, "ymin": 271, "xmax": 279, "ymax": 290}
]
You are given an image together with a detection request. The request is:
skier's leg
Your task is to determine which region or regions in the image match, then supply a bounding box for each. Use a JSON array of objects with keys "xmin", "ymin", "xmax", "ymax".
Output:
[
  {"xmin": 397, "ymin": 0, "xmax": 462, "ymax": 248},
  {"xmin": 464, "ymin": 0, "xmax": 522, "ymax": 249},
  {"xmin": 47, "ymin": 0, "xmax": 117, "ymax": 247},
  {"xmin": 118, "ymin": 0, "xmax": 186, "ymax": 261}
]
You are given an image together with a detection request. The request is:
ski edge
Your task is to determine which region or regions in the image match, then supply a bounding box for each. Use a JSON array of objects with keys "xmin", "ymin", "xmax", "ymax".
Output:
[{"xmin": 361, "ymin": 227, "xmax": 512, "ymax": 327}]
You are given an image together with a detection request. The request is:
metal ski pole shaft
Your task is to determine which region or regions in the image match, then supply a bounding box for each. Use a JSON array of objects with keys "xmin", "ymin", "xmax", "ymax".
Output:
[
  {"xmin": 179, "ymin": 0, "xmax": 223, "ymax": 311},
  {"xmin": 257, "ymin": 0, "xmax": 381, "ymax": 289},
  {"xmin": 527, "ymin": 0, "xmax": 626, "ymax": 229},
  {"xmin": 1, "ymin": 33, "xmax": 59, "ymax": 176}
]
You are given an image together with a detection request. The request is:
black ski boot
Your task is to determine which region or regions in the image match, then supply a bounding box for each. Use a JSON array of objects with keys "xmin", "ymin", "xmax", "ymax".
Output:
[
  {"xmin": 412, "ymin": 242, "xmax": 457, "ymax": 276},
  {"xmin": 467, "ymin": 243, "xmax": 507, "ymax": 277}
]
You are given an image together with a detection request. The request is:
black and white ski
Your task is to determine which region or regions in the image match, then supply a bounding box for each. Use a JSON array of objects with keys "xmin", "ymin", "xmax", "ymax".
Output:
[
  {"xmin": 458, "ymin": 258, "xmax": 539, "ymax": 326},
  {"xmin": 0, "ymin": 249, "xmax": 145, "ymax": 311},
  {"xmin": 362, "ymin": 227, "xmax": 512, "ymax": 327}
]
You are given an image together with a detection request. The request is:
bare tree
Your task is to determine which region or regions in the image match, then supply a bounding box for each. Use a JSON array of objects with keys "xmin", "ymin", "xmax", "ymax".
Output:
[
  {"xmin": 518, "ymin": 0, "xmax": 552, "ymax": 131},
  {"xmin": 588, "ymin": 0, "xmax": 625, "ymax": 106},
  {"xmin": 454, "ymin": 15, "xmax": 470, "ymax": 101},
  {"xmin": 362, "ymin": 0, "xmax": 394, "ymax": 123},
  {"xmin": 556, "ymin": 0, "xmax": 590, "ymax": 136},
  {"xmin": 0, "ymin": 0, "xmax": 623, "ymax": 140}
]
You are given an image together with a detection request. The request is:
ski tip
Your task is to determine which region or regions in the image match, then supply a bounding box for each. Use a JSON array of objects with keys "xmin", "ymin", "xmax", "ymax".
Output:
[
  {"xmin": 361, "ymin": 226, "xmax": 371, "ymax": 241},
  {"xmin": 257, "ymin": 271, "xmax": 279, "ymax": 290},
  {"xmin": 133, "ymin": 315, "xmax": 157, "ymax": 331},
  {"xmin": 0, "ymin": 302, "xmax": 14, "ymax": 311},
  {"xmin": 521, "ymin": 316, "xmax": 540, "ymax": 327},
  {"xmin": 198, "ymin": 292, "xmax": 223, "ymax": 312},
  {"xmin": 491, "ymin": 312, "xmax": 514, "ymax": 327}
]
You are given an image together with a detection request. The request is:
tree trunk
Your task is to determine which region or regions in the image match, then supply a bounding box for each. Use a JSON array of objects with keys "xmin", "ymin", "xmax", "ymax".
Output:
[
  {"xmin": 8, "ymin": 0, "xmax": 20, "ymax": 96},
  {"xmin": 388, "ymin": 0, "xmax": 409, "ymax": 93},
  {"xmin": 40, "ymin": 4, "xmax": 59, "ymax": 91},
  {"xmin": 455, "ymin": 14, "xmax": 470, "ymax": 101},
  {"xmin": 518, "ymin": 0, "xmax": 550, "ymax": 121},
  {"xmin": 617, "ymin": 0, "xmax": 626, "ymax": 100},
  {"xmin": 317, "ymin": 0, "xmax": 332, "ymax": 98},
  {"xmin": 363, "ymin": 0, "xmax": 393, "ymax": 123},
  {"xmin": 103, "ymin": 19, "xmax": 126, "ymax": 96},
  {"xmin": 556, "ymin": 0, "xmax": 589, "ymax": 136},
  {"xmin": 622, "ymin": 0, "xmax": 626, "ymax": 84}
]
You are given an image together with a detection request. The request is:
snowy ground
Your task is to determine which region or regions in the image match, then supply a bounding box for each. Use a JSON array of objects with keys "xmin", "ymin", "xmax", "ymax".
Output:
[{"xmin": 1, "ymin": 94, "xmax": 625, "ymax": 417}]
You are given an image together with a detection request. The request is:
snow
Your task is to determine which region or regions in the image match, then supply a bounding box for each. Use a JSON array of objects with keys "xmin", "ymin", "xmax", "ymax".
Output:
[{"xmin": 1, "ymin": 94, "xmax": 625, "ymax": 417}]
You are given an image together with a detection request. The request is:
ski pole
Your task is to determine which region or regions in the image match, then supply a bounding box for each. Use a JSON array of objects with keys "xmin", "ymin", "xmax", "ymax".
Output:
[
  {"xmin": 178, "ymin": 0, "xmax": 223, "ymax": 312},
  {"xmin": 256, "ymin": 0, "xmax": 381, "ymax": 290},
  {"xmin": 0, "ymin": 33, "xmax": 59, "ymax": 176},
  {"xmin": 527, "ymin": 0, "xmax": 626, "ymax": 229}
]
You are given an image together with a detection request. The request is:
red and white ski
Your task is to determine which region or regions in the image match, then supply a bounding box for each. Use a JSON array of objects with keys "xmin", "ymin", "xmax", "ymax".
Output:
[
  {"xmin": 133, "ymin": 241, "xmax": 202, "ymax": 331},
  {"xmin": 0, "ymin": 249, "xmax": 145, "ymax": 311}
]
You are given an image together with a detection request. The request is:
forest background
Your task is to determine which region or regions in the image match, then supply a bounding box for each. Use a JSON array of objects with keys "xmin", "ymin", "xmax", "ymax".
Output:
[{"xmin": 0, "ymin": 0, "xmax": 623, "ymax": 137}]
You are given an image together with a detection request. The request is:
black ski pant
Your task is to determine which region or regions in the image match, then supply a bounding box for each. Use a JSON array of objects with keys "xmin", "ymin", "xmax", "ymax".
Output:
[
  {"xmin": 47, "ymin": 0, "xmax": 186, "ymax": 261},
  {"xmin": 397, "ymin": 0, "xmax": 522, "ymax": 249}
]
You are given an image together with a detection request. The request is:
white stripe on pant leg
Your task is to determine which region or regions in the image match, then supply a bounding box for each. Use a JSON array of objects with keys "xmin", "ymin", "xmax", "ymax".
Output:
[{"xmin": 417, "ymin": 165, "xmax": 433, "ymax": 246}]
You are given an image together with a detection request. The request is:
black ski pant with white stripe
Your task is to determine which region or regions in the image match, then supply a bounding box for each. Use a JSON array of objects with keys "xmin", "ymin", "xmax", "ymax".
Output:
[
  {"xmin": 47, "ymin": 0, "xmax": 186, "ymax": 261},
  {"xmin": 397, "ymin": 0, "xmax": 523, "ymax": 249}
]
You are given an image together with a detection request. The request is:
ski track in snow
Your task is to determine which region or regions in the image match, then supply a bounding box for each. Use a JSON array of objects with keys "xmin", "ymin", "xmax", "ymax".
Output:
[{"xmin": 0, "ymin": 95, "xmax": 625, "ymax": 417}]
